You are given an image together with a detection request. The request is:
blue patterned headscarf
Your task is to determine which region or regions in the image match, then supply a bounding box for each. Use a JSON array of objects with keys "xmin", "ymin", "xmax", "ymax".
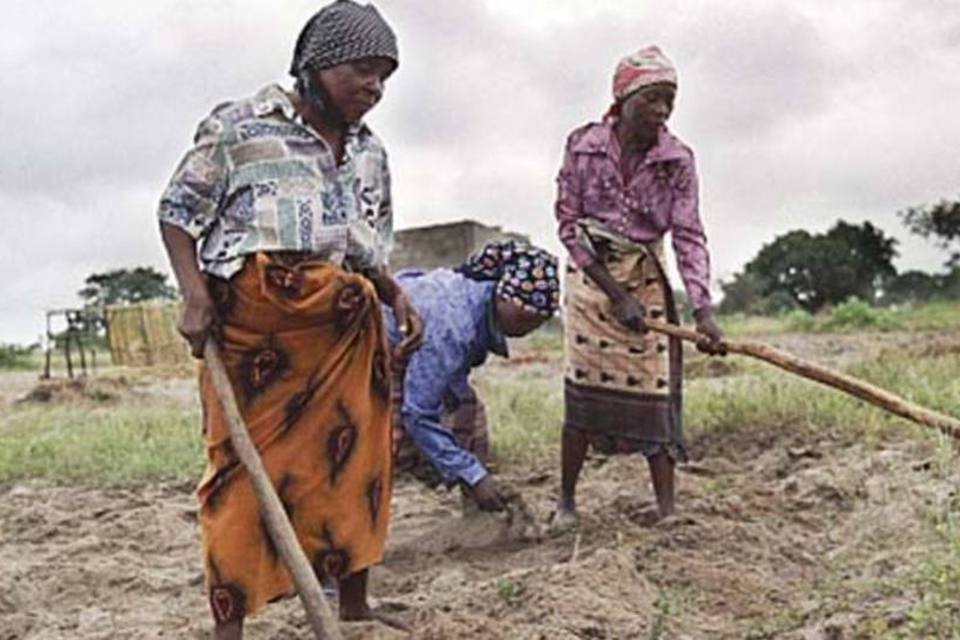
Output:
[{"xmin": 457, "ymin": 241, "xmax": 560, "ymax": 317}]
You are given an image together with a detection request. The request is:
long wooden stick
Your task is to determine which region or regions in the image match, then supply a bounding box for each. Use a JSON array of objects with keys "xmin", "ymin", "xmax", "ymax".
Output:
[
  {"xmin": 644, "ymin": 319, "xmax": 960, "ymax": 440},
  {"xmin": 204, "ymin": 340, "xmax": 344, "ymax": 640}
]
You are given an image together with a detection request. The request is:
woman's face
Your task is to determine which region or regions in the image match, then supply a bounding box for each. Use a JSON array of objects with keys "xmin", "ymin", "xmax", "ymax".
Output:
[
  {"xmin": 314, "ymin": 56, "xmax": 396, "ymax": 123},
  {"xmin": 495, "ymin": 297, "xmax": 548, "ymax": 338},
  {"xmin": 619, "ymin": 81, "xmax": 676, "ymax": 134}
]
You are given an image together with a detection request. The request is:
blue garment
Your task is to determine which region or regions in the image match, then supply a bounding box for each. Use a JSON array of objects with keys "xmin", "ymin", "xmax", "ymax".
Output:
[{"xmin": 383, "ymin": 268, "xmax": 508, "ymax": 486}]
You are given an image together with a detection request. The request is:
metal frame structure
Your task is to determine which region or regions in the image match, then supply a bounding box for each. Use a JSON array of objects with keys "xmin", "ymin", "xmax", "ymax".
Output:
[{"xmin": 42, "ymin": 308, "xmax": 98, "ymax": 379}]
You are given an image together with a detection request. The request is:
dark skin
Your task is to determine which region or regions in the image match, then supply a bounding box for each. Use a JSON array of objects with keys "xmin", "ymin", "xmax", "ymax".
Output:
[
  {"xmin": 556, "ymin": 82, "xmax": 724, "ymax": 526},
  {"xmin": 462, "ymin": 299, "xmax": 549, "ymax": 512},
  {"xmin": 211, "ymin": 569, "xmax": 404, "ymax": 640},
  {"xmin": 161, "ymin": 57, "xmax": 416, "ymax": 640},
  {"xmin": 366, "ymin": 267, "xmax": 424, "ymax": 372},
  {"xmin": 293, "ymin": 56, "xmax": 395, "ymax": 163}
]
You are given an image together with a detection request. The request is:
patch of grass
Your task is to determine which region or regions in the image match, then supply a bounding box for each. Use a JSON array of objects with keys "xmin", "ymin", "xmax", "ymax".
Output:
[
  {"xmin": 686, "ymin": 352, "xmax": 960, "ymax": 448},
  {"xmin": 2, "ymin": 335, "xmax": 957, "ymax": 489},
  {"xmin": 717, "ymin": 313, "xmax": 791, "ymax": 337},
  {"xmin": 719, "ymin": 300, "xmax": 960, "ymax": 337},
  {"xmin": 836, "ymin": 436, "xmax": 960, "ymax": 638},
  {"xmin": 650, "ymin": 588, "xmax": 673, "ymax": 640},
  {"xmin": 822, "ymin": 298, "xmax": 904, "ymax": 332},
  {"xmin": 783, "ymin": 309, "xmax": 817, "ymax": 333},
  {"xmin": 684, "ymin": 355, "xmax": 746, "ymax": 380},
  {"xmin": 0, "ymin": 344, "xmax": 39, "ymax": 370},
  {"xmin": 524, "ymin": 329, "xmax": 563, "ymax": 354},
  {"xmin": 478, "ymin": 349, "xmax": 959, "ymax": 466},
  {"xmin": 895, "ymin": 300, "xmax": 960, "ymax": 333},
  {"xmin": 895, "ymin": 507, "xmax": 960, "ymax": 636},
  {"xmin": 477, "ymin": 364, "xmax": 563, "ymax": 465},
  {"xmin": 863, "ymin": 431, "xmax": 960, "ymax": 638},
  {"xmin": 0, "ymin": 404, "xmax": 202, "ymax": 485},
  {"xmin": 29, "ymin": 347, "xmax": 114, "ymax": 374}
]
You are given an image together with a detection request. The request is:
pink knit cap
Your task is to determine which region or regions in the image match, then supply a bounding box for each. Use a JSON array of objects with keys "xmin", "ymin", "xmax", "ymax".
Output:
[{"xmin": 612, "ymin": 45, "xmax": 677, "ymax": 102}]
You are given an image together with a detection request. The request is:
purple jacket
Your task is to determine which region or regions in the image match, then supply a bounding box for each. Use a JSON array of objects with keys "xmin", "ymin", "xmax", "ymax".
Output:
[{"xmin": 555, "ymin": 121, "xmax": 712, "ymax": 311}]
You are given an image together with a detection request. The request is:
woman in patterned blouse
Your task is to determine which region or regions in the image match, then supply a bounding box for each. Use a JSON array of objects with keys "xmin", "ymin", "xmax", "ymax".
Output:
[
  {"xmin": 157, "ymin": 2, "xmax": 420, "ymax": 637},
  {"xmin": 553, "ymin": 46, "xmax": 725, "ymax": 532}
]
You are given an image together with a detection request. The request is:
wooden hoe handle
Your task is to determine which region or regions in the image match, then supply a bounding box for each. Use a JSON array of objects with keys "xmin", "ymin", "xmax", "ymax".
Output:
[{"xmin": 644, "ymin": 319, "xmax": 960, "ymax": 440}]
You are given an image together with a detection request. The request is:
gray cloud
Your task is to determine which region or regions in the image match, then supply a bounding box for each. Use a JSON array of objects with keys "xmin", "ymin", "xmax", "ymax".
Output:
[{"xmin": 1, "ymin": 0, "xmax": 957, "ymax": 344}]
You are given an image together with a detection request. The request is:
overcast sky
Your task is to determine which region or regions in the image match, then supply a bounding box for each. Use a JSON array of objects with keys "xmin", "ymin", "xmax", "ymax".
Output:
[{"xmin": 2, "ymin": 0, "xmax": 958, "ymax": 344}]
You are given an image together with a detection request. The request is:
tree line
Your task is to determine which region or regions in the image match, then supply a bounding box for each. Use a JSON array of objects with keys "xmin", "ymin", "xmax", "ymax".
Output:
[{"xmin": 719, "ymin": 195, "xmax": 960, "ymax": 315}]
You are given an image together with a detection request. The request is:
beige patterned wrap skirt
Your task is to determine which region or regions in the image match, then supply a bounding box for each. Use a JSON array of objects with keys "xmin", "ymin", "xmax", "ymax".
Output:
[{"xmin": 563, "ymin": 221, "xmax": 686, "ymax": 460}]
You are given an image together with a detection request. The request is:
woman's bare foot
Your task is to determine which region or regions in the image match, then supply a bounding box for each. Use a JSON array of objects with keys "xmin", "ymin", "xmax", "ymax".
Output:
[
  {"xmin": 549, "ymin": 503, "xmax": 579, "ymax": 535},
  {"xmin": 213, "ymin": 619, "xmax": 242, "ymax": 640},
  {"xmin": 339, "ymin": 570, "xmax": 410, "ymax": 632},
  {"xmin": 339, "ymin": 603, "xmax": 410, "ymax": 632},
  {"xmin": 634, "ymin": 503, "xmax": 662, "ymax": 527}
]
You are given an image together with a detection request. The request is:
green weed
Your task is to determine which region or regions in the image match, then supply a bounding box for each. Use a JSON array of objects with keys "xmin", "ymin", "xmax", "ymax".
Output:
[{"xmin": 496, "ymin": 577, "xmax": 525, "ymax": 604}]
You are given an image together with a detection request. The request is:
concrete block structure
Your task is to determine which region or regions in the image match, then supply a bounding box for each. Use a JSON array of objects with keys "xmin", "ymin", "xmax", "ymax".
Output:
[{"xmin": 390, "ymin": 219, "xmax": 529, "ymax": 273}]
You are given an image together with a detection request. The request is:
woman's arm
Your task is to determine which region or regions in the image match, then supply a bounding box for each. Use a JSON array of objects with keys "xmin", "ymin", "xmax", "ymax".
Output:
[
  {"xmin": 157, "ymin": 110, "xmax": 231, "ymax": 357},
  {"xmin": 365, "ymin": 267, "xmax": 423, "ymax": 368},
  {"xmin": 555, "ymin": 135, "xmax": 595, "ymax": 269},
  {"xmin": 670, "ymin": 157, "xmax": 724, "ymax": 354},
  {"xmin": 160, "ymin": 223, "xmax": 217, "ymax": 358},
  {"xmin": 362, "ymin": 146, "xmax": 423, "ymax": 364},
  {"xmin": 555, "ymin": 133, "xmax": 647, "ymax": 331},
  {"xmin": 582, "ymin": 262, "xmax": 647, "ymax": 333}
]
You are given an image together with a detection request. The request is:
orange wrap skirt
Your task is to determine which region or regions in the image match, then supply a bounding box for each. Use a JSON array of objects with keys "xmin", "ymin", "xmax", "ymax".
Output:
[{"xmin": 196, "ymin": 253, "xmax": 393, "ymax": 623}]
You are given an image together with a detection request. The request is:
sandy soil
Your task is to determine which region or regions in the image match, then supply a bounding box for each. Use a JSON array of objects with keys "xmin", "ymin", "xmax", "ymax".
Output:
[
  {"xmin": 1, "ymin": 331, "xmax": 956, "ymax": 639},
  {"xmin": 1, "ymin": 427, "xmax": 948, "ymax": 639}
]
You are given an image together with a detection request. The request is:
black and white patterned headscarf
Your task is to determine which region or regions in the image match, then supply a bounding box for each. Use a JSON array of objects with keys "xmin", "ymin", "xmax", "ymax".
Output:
[{"xmin": 290, "ymin": 0, "xmax": 398, "ymax": 76}]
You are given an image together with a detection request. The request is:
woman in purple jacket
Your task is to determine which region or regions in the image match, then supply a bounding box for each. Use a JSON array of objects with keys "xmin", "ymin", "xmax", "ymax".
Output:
[{"xmin": 553, "ymin": 46, "xmax": 724, "ymax": 529}]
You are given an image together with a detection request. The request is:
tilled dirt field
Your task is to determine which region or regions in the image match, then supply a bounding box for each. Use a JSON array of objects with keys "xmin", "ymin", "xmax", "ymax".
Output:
[
  {"xmin": 1, "ymin": 426, "xmax": 951, "ymax": 639},
  {"xmin": 1, "ymin": 332, "xmax": 957, "ymax": 639}
]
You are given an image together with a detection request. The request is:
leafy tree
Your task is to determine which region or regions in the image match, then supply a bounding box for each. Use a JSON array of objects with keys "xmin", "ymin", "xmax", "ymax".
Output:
[
  {"xmin": 757, "ymin": 290, "xmax": 800, "ymax": 315},
  {"xmin": 718, "ymin": 271, "xmax": 797, "ymax": 315},
  {"xmin": 941, "ymin": 268, "xmax": 960, "ymax": 299},
  {"xmin": 744, "ymin": 230, "xmax": 823, "ymax": 311},
  {"xmin": 724, "ymin": 221, "xmax": 898, "ymax": 313},
  {"xmin": 899, "ymin": 197, "xmax": 960, "ymax": 268},
  {"xmin": 818, "ymin": 221, "xmax": 898, "ymax": 304},
  {"xmin": 78, "ymin": 267, "xmax": 178, "ymax": 308},
  {"xmin": 884, "ymin": 270, "xmax": 942, "ymax": 304}
]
